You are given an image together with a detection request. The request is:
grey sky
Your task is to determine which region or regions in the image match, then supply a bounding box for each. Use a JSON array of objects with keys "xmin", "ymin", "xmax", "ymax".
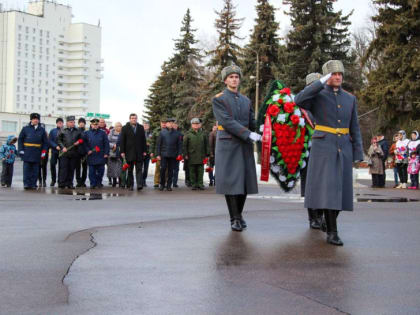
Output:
[{"xmin": 7, "ymin": 0, "xmax": 374, "ymax": 123}]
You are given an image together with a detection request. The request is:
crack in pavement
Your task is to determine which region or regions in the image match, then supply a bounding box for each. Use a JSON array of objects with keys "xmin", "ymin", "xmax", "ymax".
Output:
[
  {"xmin": 260, "ymin": 280, "xmax": 350, "ymax": 315},
  {"xmin": 61, "ymin": 230, "xmax": 98, "ymax": 304}
]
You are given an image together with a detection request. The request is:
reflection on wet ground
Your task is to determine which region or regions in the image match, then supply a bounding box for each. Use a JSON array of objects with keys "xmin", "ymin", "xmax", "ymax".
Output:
[
  {"xmin": 46, "ymin": 189, "xmax": 124, "ymax": 200},
  {"xmin": 357, "ymin": 197, "xmax": 419, "ymax": 203}
]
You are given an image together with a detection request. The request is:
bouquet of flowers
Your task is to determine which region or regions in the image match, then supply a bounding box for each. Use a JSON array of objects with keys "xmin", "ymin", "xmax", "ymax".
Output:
[
  {"xmin": 257, "ymin": 80, "xmax": 314, "ymax": 192},
  {"xmin": 151, "ymin": 158, "xmax": 158, "ymax": 164},
  {"xmin": 202, "ymin": 157, "xmax": 209, "ymax": 165},
  {"xmin": 122, "ymin": 158, "xmax": 130, "ymax": 171},
  {"xmin": 59, "ymin": 139, "xmax": 84, "ymax": 157},
  {"xmin": 176, "ymin": 155, "xmax": 183, "ymax": 162}
]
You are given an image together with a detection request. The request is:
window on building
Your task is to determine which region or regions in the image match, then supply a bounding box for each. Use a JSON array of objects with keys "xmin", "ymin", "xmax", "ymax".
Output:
[
  {"xmin": 25, "ymin": 27, "xmax": 29, "ymax": 33},
  {"xmin": 18, "ymin": 25, "xmax": 22, "ymax": 31},
  {"xmin": 31, "ymin": 96, "xmax": 34, "ymax": 102},
  {"xmin": 17, "ymin": 86, "xmax": 20, "ymax": 92},
  {"xmin": 33, "ymin": 28, "xmax": 36, "ymax": 34},
  {"xmin": 17, "ymin": 95, "xmax": 20, "ymax": 101},
  {"xmin": 18, "ymin": 34, "xmax": 22, "ymax": 40},
  {"xmin": 40, "ymin": 30, "xmax": 43, "ymax": 36},
  {"xmin": 1, "ymin": 121, "xmax": 18, "ymax": 133},
  {"xmin": 24, "ymin": 95, "xmax": 27, "ymax": 100}
]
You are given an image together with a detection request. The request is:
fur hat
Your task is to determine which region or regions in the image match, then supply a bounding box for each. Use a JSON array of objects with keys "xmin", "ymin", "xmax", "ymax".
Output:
[
  {"xmin": 322, "ymin": 60, "xmax": 345, "ymax": 75},
  {"xmin": 305, "ymin": 73, "xmax": 322, "ymax": 86},
  {"xmin": 221, "ymin": 63, "xmax": 242, "ymax": 81},
  {"xmin": 30, "ymin": 113, "xmax": 40, "ymax": 120}
]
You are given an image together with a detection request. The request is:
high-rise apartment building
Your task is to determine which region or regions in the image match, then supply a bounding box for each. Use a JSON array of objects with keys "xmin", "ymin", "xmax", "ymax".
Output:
[{"xmin": 0, "ymin": 1, "xmax": 103, "ymax": 117}]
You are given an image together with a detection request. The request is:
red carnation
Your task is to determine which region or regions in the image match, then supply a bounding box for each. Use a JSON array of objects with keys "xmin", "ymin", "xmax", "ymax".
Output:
[
  {"xmin": 122, "ymin": 163, "xmax": 130, "ymax": 171},
  {"xmin": 280, "ymin": 87, "xmax": 291, "ymax": 96},
  {"xmin": 284, "ymin": 102, "xmax": 294, "ymax": 113},
  {"xmin": 78, "ymin": 139, "xmax": 84, "ymax": 144},
  {"xmin": 290, "ymin": 115, "xmax": 300, "ymax": 125},
  {"xmin": 205, "ymin": 167, "xmax": 214, "ymax": 173},
  {"xmin": 94, "ymin": 146, "xmax": 100, "ymax": 153},
  {"xmin": 151, "ymin": 158, "xmax": 158, "ymax": 164},
  {"xmin": 277, "ymin": 98, "xmax": 284, "ymax": 105},
  {"xmin": 176, "ymin": 155, "xmax": 183, "ymax": 161},
  {"xmin": 267, "ymin": 105, "xmax": 280, "ymax": 117},
  {"xmin": 203, "ymin": 157, "xmax": 209, "ymax": 165}
]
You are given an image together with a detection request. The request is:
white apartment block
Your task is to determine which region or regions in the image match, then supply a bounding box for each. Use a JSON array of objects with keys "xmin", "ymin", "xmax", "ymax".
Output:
[{"xmin": 0, "ymin": 0, "xmax": 103, "ymax": 118}]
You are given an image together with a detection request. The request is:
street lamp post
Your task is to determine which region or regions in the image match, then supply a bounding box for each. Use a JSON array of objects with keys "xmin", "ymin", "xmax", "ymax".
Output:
[{"xmin": 255, "ymin": 50, "xmax": 260, "ymax": 120}]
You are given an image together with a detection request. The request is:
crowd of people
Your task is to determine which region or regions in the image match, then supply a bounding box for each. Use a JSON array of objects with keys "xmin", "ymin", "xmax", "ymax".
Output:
[
  {"xmin": 0, "ymin": 113, "xmax": 217, "ymax": 191},
  {"xmin": 367, "ymin": 130, "xmax": 420, "ymax": 189}
]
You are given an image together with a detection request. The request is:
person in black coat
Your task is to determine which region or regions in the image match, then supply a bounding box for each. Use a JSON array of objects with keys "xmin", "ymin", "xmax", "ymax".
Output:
[
  {"xmin": 48, "ymin": 117, "xmax": 63, "ymax": 186},
  {"xmin": 75, "ymin": 118, "xmax": 88, "ymax": 187},
  {"xmin": 376, "ymin": 134, "xmax": 389, "ymax": 188},
  {"xmin": 119, "ymin": 113, "xmax": 147, "ymax": 191},
  {"xmin": 156, "ymin": 118, "xmax": 182, "ymax": 191},
  {"xmin": 57, "ymin": 116, "xmax": 83, "ymax": 189}
]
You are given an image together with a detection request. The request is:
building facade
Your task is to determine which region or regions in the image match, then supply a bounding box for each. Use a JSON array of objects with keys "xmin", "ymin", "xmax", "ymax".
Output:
[{"xmin": 0, "ymin": 1, "xmax": 103, "ymax": 118}]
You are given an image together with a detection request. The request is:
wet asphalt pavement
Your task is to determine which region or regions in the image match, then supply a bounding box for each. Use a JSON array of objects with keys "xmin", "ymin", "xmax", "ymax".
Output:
[{"xmin": 0, "ymin": 161, "xmax": 419, "ymax": 314}]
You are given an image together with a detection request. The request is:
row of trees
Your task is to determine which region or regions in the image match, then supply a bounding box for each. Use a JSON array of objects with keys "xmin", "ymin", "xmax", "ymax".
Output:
[{"xmin": 144, "ymin": 0, "xmax": 420, "ymax": 143}]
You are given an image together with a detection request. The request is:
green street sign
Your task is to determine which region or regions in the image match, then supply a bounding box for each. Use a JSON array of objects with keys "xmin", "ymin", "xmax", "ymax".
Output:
[{"xmin": 86, "ymin": 112, "xmax": 110, "ymax": 119}]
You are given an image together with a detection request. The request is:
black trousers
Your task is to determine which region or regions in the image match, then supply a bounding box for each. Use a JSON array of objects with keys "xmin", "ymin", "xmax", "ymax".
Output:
[
  {"xmin": 371, "ymin": 174, "xmax": 381, "ymax": 187},
  {"xmin": 38, "ymin": 156, "xmax": 48, "ymax": 184},
  {"xmin": 396, "ymin": 163, "xmax": 408, "ymax": 184},
  {"xmin": 142, "ymin": 156, "xmax": 150, "ymax": 185},
  {"xmin": 160, "ymin": 157, "xmax": 176, "ymax": 188},
  {"xmin": 378, "ymin": 160, "xmax": 386, "ymax": 187},
  {"xmin": 127, "ymin": 160, "xmax": 143, "ymax": 188},
  {"xmin": 1, "ymin": 161, "xmax": 14, "ymax": 186},
  {"xmin": 50, "ymin": 151, "xmax": 60, "ymax": 183},
  {"xmin": 75, "ymin": 156, "xmax": 88, "ymax": 185},
  {"xmin": 59, "ymin": 156, "xmax": 78, "ymax": 186}
]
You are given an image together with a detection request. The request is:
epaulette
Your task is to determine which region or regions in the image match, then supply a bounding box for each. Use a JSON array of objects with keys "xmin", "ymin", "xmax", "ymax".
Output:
[
  {"xmin": 342, "ymin": 89, "xmax": 354, "ymax": 96},
  {"xmin": 215, "ymin": 91, "xmax": 224, "ymax": 98}
]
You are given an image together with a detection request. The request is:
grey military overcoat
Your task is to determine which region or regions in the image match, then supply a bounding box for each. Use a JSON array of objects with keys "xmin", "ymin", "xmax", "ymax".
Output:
[
  {"xmin": 295, "ymin": 81, "xmax": 363, "ymax": 211},
  {"xmin": 212, "ymin": 88, "xmax": 258, "ymax": 195}
]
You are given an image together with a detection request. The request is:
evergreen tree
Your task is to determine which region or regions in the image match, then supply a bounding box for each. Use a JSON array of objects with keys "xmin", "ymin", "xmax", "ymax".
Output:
[
  {"xmin": 169, "ymin": 9, "xmax": 203, "ymax": 132},
  {"xmin": 144, "ymin": 9, "xmax": 203, "ymax": 132},
  {"xmin": 192, "ymin": 0, "xmax": 244, "ymax": 129},
  {"xmin": 241, "ymin": 0, "xmax": 282, "ymax": 112},
  {"xmin": 143, "ymin": 62, "xmax": 175, "ymax": 130},
  {"xmin": 361, "ymin": 0, "xmax": 420, "ymax": 133},
  {"xmin": 283, "ymin": 0, "xmax": 358, "ymax": 93}
]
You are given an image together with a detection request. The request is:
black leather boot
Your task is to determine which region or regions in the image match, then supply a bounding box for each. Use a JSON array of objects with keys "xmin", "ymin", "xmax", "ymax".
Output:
[
  {"xmin": 225, "ymin": 195, "xmax": 243, "ymax": 232},
  {"xmin": 237, "ymin": 194, "xmax": 247, "ymax": 228},
  {"xmin": 307, "ymin": 208, "xmax": 321, "ymax": 229},
  {"xmin": 324, "ymin": 210, "xmax": 343, "ymax": 246},
  {"xmin": 318, "ymin": 209, "xmax": 327, "ymax": 232}
]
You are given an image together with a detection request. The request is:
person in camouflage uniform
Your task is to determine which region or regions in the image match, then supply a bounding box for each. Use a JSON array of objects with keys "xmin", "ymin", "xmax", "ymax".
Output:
[{"xmin": 183, "ymin": 118, "xmax": 209, "ymax": 190}]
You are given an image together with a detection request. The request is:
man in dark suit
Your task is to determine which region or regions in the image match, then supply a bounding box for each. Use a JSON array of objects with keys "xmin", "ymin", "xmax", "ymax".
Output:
[{"xmin": 119, "ymin": 113, "xmax": 147, "ymax": 191}]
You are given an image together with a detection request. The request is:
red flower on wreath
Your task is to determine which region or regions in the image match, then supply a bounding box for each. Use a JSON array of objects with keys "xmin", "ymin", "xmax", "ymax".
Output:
[
  {"xmin": 280, "ymin": 87, "xmax": 291, "ymax": 95},
  {"xmin": 277, "ymin": 98, "xmax": 284, "ymax": 105},
  {"xmin": 267, "ymin": 105, "xmax": 280, "ymax": 117},
  {"xmin": 290, "ymin": 115, "xmax": 300, "ymax": 125},
  {"xmin": 284, "ymin": 102, "xmax": 295, "ymax": 113}
]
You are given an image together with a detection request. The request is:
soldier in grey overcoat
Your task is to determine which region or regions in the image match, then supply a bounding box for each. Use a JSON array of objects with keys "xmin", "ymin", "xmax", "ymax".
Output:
[
  {"xmin": 294, "ymin": 60, "xmax": 363, "ymax": 246},
  {"xmin": 212, "ymin": 64, "xmax": 261, "ymax": 232}
]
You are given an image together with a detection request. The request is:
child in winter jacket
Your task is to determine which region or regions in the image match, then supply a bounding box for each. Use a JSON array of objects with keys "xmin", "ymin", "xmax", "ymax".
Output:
[
  {"xmin": 0, "ymin": 135, "xmax": 18, "ymax": 187},
  {"xmin": 407, "ymin": 152, "xmax": 419, "ymax": 189}
]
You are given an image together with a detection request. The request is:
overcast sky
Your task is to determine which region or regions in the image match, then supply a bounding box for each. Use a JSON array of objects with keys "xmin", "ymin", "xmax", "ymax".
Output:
[{"xmin": 7, "ymin": 0, "xmax": 374, "ymax": 123}]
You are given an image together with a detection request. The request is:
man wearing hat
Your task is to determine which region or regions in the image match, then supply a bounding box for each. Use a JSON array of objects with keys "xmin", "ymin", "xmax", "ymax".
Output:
[
  {"xmin": 212, "ymin": 64, "xmax": 261, "ymax": 232},
  {"xmin": 156, "ymin": 117, "xmax": 182, "ymax": 191},
  {"xmin": 294, "ymin": 60, "xmax": 363, "ymax": 246},
  {"xmin": 83, "ymin": 118, "xmax": 110, "ymax": 188},
  {"xmin": 18, "ymin": 113, "xmax": 49, "ymax": 190},
  {"xmin": 57, "ymin": 116, "xmax": 83, "ymax": 189},
  {"xmin": 75, "ymin": 117, "xmax": 88, "ymax": 187},
  {"xmin": 171, "ymin": 119, "xmax": 183, "ymax": 188},
  {"xmin": 183, "ymin": 118, "xmax": 209, "ymax": 190},
  {"xmin": 48, "ymin": 117, "xmax": 64, "ymax": 186}
]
